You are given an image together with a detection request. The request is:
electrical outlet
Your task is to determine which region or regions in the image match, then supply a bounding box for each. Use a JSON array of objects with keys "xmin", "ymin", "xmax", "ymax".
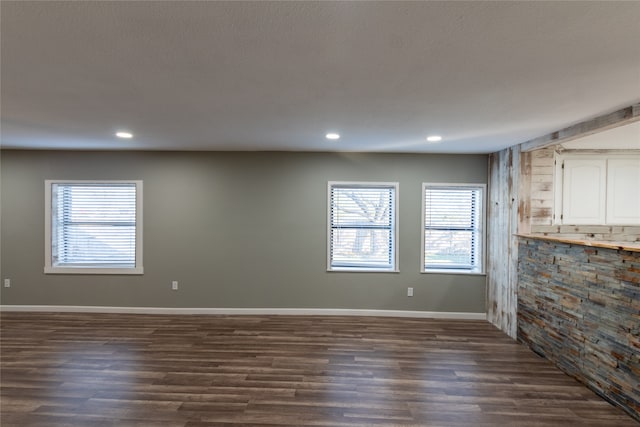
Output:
[
  {"xmin": 3, "ymin": 279, "xmax": 10, "ymax": 288},
  {"xmin": 407, "ymin": 287, "xmax": 413, "ymax": 297},
  {"xmin": 171, "ymin": 281, "xmax": 178, "ymax": 291}
]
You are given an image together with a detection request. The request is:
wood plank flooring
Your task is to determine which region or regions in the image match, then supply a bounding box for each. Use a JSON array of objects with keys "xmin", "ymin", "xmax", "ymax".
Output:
[{"xmin": 1, "ymin": 312, "xmax": 637, "ymax": 426}]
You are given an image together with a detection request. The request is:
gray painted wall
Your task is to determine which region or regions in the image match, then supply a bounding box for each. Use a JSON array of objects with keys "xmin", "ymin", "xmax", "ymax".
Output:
[{"xmin": 1, "ymin": 150, "xmax": 487, "ymax": 312}]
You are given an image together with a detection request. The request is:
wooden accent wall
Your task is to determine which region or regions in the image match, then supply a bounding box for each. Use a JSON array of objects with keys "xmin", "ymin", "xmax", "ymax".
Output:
[
  {"xmin": 529, "ymin": 147, "xmax": 555, "ymax": 226},
  {"xmin": 486, "ymin": 146, "xmax": 521, "ymax": 338},
  {"xmin": 487, "ymin": 104, "xmax": 639, "ymax": 339},
  {"xmin": 526, "ymin": 147, "xmax": 640, "ymax": 242},
  {"xmin": 518, "ymin": 237, "xmax": 640, "ymax": 422}
]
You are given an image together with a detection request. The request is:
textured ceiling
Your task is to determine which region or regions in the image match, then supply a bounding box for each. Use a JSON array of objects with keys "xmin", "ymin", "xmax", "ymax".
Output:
[{"xmin": 1, "ymin": 1, "xmax": 639, "ymax": 153}]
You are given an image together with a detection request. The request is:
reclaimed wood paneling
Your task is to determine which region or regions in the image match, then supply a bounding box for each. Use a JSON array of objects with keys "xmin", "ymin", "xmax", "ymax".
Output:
[
  {"xmin": 529, "ymin": 147, "xmax": 556, "ymax": 226},
  {"xmin": 518, "ymin": 150, "xmax": 532, "ymax": 235},
  {"xmin": 518, "ymin": 236, "xmax": 640, "ymax": 422},
  {"xmin": 531, "ymin": 224, "xmax": 640, "ymax": 242},
  {"xmin": 487, "ymin": 146, "xmax": 520, "ymax": 338},
  {"xmin": 488, "ymin": 107, "xmax": 640, "ymax": 341},
  {"xmin": 526, "ymin": 148, "xmax": 640, "ymax": 241}
]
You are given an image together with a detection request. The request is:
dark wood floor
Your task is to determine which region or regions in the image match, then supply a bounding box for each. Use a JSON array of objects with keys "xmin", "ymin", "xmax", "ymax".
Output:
[{"xmin": 1, "ymin": 312, "xmax": 637, "ymax": 426}]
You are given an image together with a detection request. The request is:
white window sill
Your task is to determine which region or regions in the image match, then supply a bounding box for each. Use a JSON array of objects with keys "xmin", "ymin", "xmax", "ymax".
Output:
[
  {"xmin": 421, "ymin": 269, "xmax": 485, "ymax": 276},
  {"xmin": 328, "ymin": 268, "xmax": 399, "ymax": 273},
  {"xmin": 44, "ymin": 266, "xmax": 144, "ymax": 275}
]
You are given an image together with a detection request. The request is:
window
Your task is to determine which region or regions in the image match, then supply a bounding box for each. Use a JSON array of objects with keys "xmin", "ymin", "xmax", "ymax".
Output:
[
  {"xmin": 422, "ymin": 184, "xmax": 484, "ymax": 273},
  {"xmin": 45, "ymin": 180, "xmax": 143, "ymax": 274},
  {"xmin": 328, "ymin": 182, "xmax": 398, "ymax": 271}
]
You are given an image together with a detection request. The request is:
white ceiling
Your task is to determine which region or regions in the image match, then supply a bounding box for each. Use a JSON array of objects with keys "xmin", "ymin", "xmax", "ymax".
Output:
[{"xmin": 1, "ymin": 1, "xmax": 639, "ymax": 153}]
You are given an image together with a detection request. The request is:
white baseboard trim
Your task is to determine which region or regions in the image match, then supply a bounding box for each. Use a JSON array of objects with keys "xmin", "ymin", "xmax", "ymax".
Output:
[{"xmin": 0, "ymin": 305, "xmax": 486, "ymax": 320}]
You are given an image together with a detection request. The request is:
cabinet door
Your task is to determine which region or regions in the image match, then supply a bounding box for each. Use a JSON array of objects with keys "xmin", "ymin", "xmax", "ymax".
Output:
[
  {"xmin": 607, "ymin": 158, "xmax": 640, "ymax": 224},
  {"xmin": 562, "ymin": 159, "xmax": 606, "ymax": 224}
]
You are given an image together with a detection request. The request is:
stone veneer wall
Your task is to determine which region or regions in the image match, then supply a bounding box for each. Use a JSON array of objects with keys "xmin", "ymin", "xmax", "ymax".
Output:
[{"xmin": 517, "ymin": 237, "xmax": 640, "ymax": 421}]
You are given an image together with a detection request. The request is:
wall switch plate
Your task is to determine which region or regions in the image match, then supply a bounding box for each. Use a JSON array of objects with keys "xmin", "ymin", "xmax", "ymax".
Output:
[
  {"xmin": 407, "ymin": 287, "xmax": 413, "ymax": 297},
  {"xmin": 4, "ymin": 279, "xmax": 10, "ymax": 288},
  {"xmin": 171, "ymin": 281, "xmax": 178, "ymax": 291}
]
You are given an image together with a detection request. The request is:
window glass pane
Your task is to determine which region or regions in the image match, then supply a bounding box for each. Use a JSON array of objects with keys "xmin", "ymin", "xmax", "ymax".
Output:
[
  {"xmin": 423, "ymin": 185, "xmax": 483, "ymax": 272},
  {"xmin": 331, "ymin": 188, "xmax": 392, "ymax": 227},
  {"xmin": 425, "ymin": 189, "xmax": 475, "ymax": 228},
  {"xmin": 331, "ymin": 228, "xmax": 391, "ymax": 268},
  {"xmin": 52, "ymin": 183, "xmax": 137, "ymax": 268},
  {"xmin": 329, "ymin": 183, "xmax": 396, "ymax": 271},
  {"xmin": 424, "ymin": 229, "xmax": 475, "ymax": 268}
]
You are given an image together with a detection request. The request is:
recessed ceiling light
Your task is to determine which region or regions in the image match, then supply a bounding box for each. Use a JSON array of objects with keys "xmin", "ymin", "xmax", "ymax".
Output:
[
  {"xmin": 326, "ymin": 133, "xmax": 340, "ymax": 140},
  {"xmin": 115, "ymin": 131, "xmax": 133, "ymax": 139},
  {"xmin": 426, "ymin": 135, "xmax": 442, "ymax": 142}
]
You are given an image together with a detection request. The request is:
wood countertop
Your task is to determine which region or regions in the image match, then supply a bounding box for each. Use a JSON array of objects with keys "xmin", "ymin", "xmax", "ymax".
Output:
[{"xmin": 516, "ymin": 234, "xmax": 640, "ymax": 253}]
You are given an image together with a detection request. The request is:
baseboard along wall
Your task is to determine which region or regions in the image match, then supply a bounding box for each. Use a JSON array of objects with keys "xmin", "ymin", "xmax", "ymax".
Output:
[{"xmin": 0, "ymin": 305, "xmax": 487, "ymax": 320}]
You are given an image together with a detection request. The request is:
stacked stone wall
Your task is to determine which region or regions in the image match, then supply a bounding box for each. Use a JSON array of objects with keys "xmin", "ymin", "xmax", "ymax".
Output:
[{"xmin": 518, "ymin": 237, "xmax": 640, "ymax": 421}]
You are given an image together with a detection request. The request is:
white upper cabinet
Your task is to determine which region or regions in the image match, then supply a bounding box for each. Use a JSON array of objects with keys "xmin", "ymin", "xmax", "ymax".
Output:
[
  {"xmin": 607, "ymin": 158, "xmax": 640, "ymax": 224},
  {"xmin": 557, "ymin": 154, "xmax": 640, "ymax": 225},
  {"xmin": 561, "ymin": 158, "xmax": 606, "ymax": 224}
]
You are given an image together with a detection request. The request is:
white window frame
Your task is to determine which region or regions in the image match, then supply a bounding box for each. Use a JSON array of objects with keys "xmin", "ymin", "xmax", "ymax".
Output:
[
  {"xmin": 44, "ymin": 180, "xmax": 144, "ymax": 275},
  {"xmin": 327, "ymin": 181, "xmax": 399, "ymax": 272},
  {"xmin": 421, "ymin": 183, "xmax": 486, "ymax": 275}
]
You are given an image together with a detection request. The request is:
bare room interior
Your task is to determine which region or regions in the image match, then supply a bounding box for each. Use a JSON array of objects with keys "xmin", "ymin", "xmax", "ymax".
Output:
[{"xmin": 1, "ymin": 2, "xmax": 639, "ymax": 426}]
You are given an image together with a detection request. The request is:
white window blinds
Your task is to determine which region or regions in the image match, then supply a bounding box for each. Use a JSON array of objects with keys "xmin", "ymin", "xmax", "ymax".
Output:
[
  {"xmin": 329, "ymin": 183, "xmax": 397, "ymax": 271},
  {"xmin": 47, "ymin": 181, "xmax": 142, "ymax": 272},
  {"xmin": 423, "ymin": 185, "xmax": 484, "ymax": 272}
]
